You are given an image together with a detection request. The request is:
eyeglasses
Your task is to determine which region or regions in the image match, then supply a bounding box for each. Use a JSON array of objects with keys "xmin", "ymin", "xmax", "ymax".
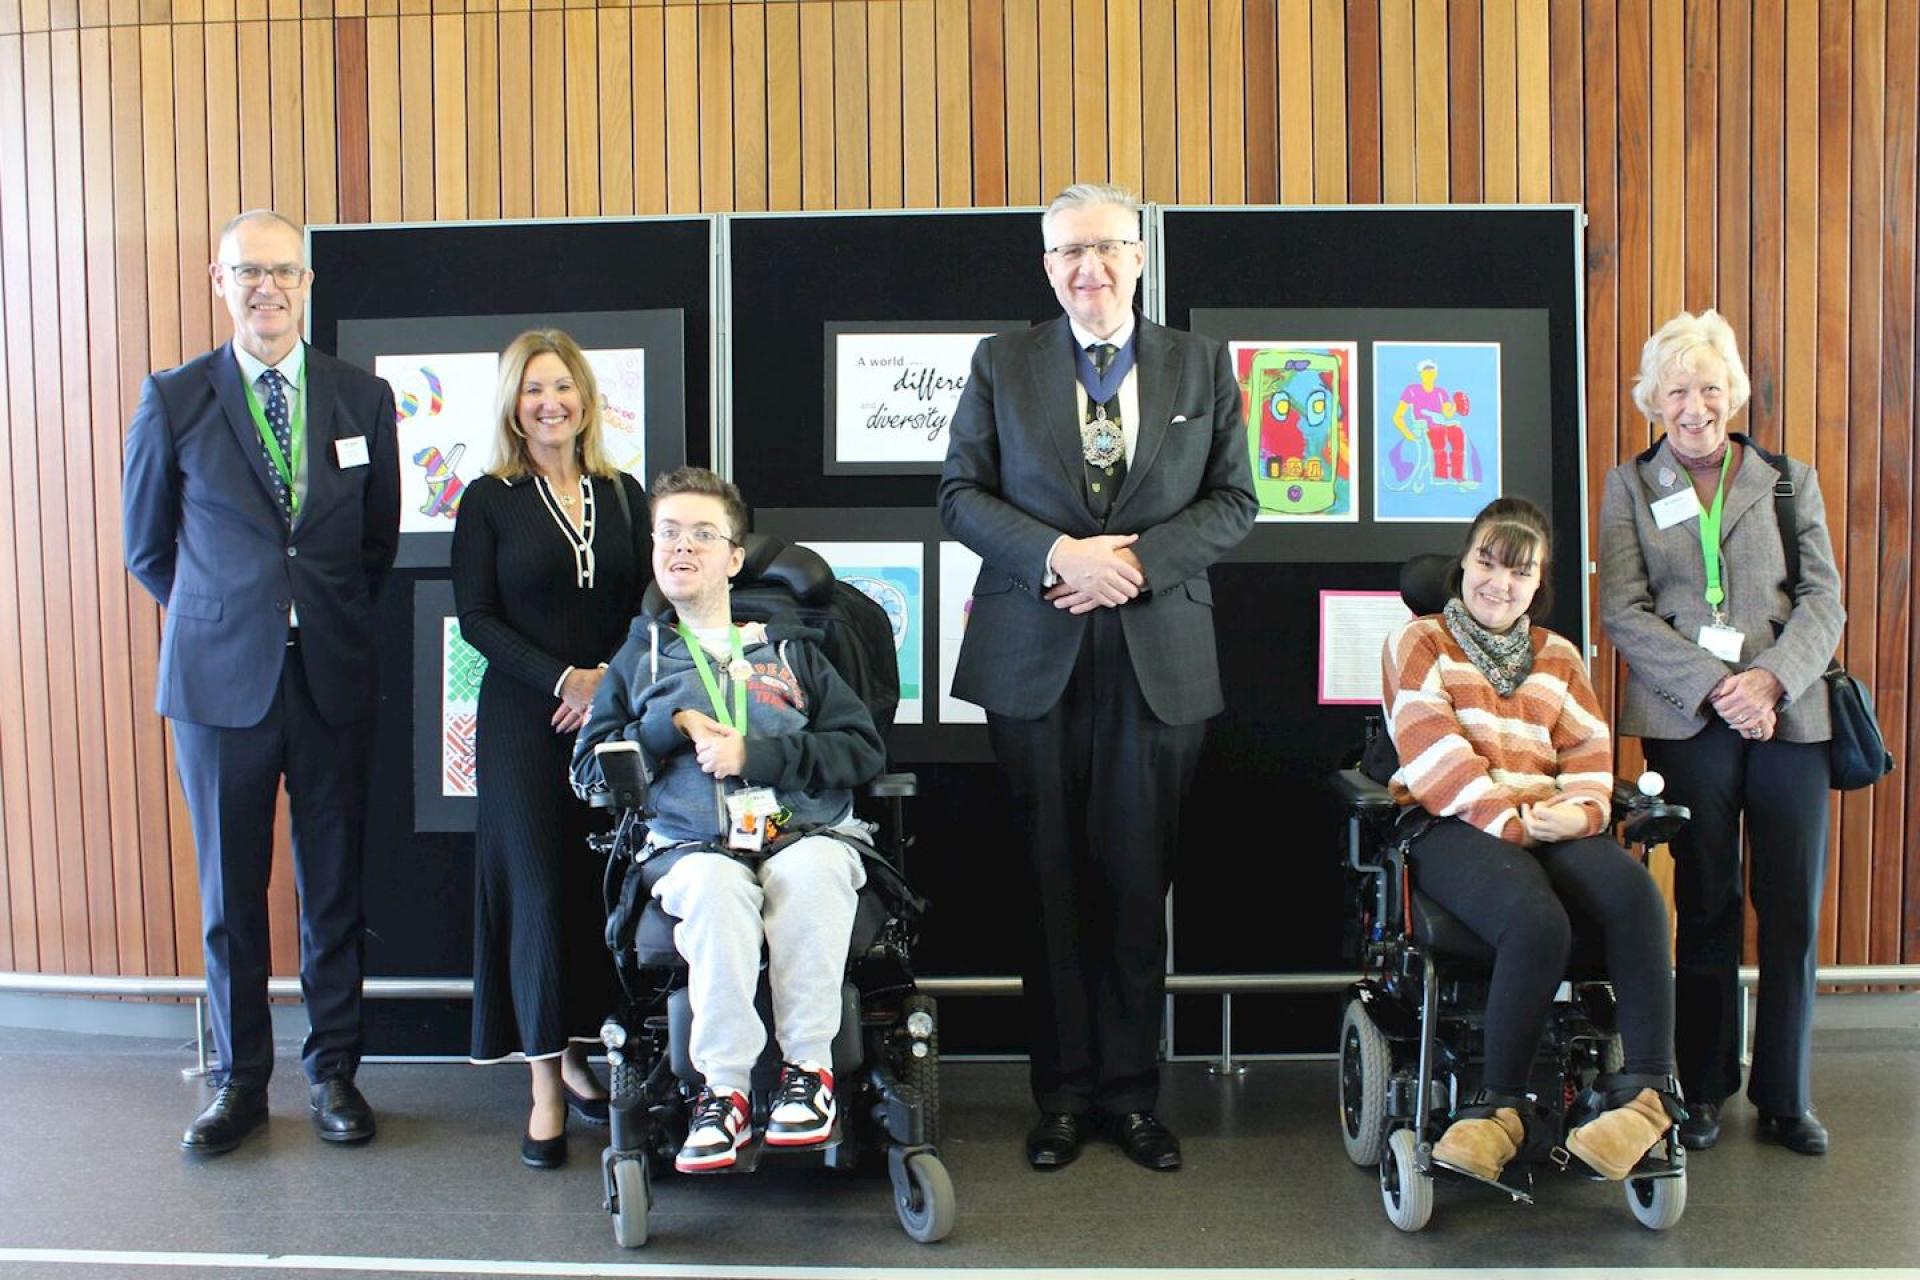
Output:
[
  {"xmin": 223, "ymin": 263, "xmax": 309, "ymax": 288},
  {"xmin": 1045, "ymin": 239, "xmax": 1140, "ymax": 265},
  {"xmin": 653, "ymin": 523, "xmax": 736, "ymax": 549}
]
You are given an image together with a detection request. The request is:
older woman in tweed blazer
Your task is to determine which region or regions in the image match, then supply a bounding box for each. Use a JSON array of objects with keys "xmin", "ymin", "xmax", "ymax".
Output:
[{"xmin": 1599, "ymin": 310, "xmax": 1846, "ymax": 1157}]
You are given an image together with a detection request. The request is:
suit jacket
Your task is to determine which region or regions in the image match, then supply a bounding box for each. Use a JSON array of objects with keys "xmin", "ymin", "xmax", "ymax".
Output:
[
  {"xmin": 937, "ymin": 315, "xmax": 1257, "ymax": 725},
  {"xmin": 1598, "ymin": 434, "xmax": 1844, "ymax": 743},
  {"xmin": 123, "ymin": 342, "xmax": 401, "ymax": 729}
]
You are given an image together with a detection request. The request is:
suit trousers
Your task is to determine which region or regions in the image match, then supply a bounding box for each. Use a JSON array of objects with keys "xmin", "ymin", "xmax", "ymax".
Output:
[
  {"xmin": 171, "ymin": 638, "xmax": 372, "ymax": 1088},
  {"xmin": 1643, "ymin": 722, "xmax": 1831, "ymax": 1114},
  {"xmin": 988, "ymin": 608, "xmax": 1205, "ymax": 1116}
]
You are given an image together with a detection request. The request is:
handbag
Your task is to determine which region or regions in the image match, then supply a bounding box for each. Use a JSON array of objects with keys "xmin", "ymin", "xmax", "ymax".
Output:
[{"xmin": 1744, "ymin": 439, "xmax": 1895, "ymax": 790}]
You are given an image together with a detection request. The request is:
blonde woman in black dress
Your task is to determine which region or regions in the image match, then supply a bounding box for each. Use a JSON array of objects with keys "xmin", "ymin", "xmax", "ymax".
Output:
[{"xmin": 452, "ymin": 329, "xmax": 649, "ymax": 1167}]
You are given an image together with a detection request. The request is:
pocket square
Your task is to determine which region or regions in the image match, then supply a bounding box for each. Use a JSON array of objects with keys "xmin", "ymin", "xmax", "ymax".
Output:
[{"xmin": 1171, "ymin": 414, "xmax": 1189, "ymax": 424}]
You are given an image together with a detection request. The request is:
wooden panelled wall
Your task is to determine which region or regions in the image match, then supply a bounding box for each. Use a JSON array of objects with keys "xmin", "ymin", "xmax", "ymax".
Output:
[{"xmin": 0, "ymin": 0, "xmax": 1915, "ymax": 983}]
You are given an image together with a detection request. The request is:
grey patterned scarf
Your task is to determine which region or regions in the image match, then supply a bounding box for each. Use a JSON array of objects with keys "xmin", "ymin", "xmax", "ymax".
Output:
[{"xmin": 1443, "ymin": 596, "xmax": 1534, "ymax": 697}]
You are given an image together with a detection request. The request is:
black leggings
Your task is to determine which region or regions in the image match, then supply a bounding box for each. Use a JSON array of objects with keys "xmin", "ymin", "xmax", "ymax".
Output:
[{"xmin": 1410, "ymin": 819, "xmax": 1675, "ymax": 1095}]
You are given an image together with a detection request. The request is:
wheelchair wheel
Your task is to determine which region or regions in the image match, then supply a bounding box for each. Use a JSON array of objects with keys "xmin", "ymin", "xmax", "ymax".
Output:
[
  {"xmin": 892, "ymin": 1150, "xmax": 956, "ymax": 1244},
  {"xmin": 1339, "ymin": 998, "xmax": 1391, "ymax": 1166},
  {"xmin": 606, "ymin": 1152, "xmax": 651, "ymax": 1248},
  {"xmin": 1626, "ymin": 1168, "xmax": 1686, "ymax": 1230},
  {"xmin": 901, "ymin": 992, "xmax": 942, "ymax": 1145},
  {"xmin": 1380, "ymin": 1128, "xmax": 1434, "ymax": 1232}
]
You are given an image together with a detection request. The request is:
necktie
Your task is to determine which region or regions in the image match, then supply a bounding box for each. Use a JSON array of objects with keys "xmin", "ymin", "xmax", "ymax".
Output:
[
  {"xmin": 260, "ymin": 368, "xmax": 294, "ymax": 519},
  {"xmin": 1084, "ymin": 343, "xmax": 1126, "ymax": 515}
]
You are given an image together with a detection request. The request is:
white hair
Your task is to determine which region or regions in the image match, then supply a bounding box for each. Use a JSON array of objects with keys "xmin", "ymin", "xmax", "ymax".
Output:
[
  {"xmin": 1632, "ymin": 309, "xmax": 1752, "ymax": 420},
  {"xmin": 1042, "ymin": 183, "xmax": 1142, "ymax": 245}
]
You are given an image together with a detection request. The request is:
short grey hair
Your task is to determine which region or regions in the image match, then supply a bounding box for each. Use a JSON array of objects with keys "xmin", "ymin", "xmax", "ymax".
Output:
[
  {"xmin": 1632, "ymin": 309, "xmax": 1751, "ymax": 420},
  {"xmin": 219, "ymin": 209, "xmax": 307, "ymax": 260},
  {"xmin": 1042, "ymin": 183, "xmax": 1142, "ymax": 245}
]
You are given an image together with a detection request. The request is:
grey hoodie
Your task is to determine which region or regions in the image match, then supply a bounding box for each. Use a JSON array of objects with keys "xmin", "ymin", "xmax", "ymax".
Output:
[{"xmin": 571, "ymin": 615, "xmax": 885, "ymax": 844}]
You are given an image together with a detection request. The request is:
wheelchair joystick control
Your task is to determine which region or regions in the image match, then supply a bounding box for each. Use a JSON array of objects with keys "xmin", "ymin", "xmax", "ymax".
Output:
[{"xmin": 1636, "ymin": 770, "xmax": 1665, "ymax": 799}]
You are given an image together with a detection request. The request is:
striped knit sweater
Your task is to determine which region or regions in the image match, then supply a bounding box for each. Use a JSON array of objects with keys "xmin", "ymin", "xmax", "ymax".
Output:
[{"xmin": 1382, "ymin": 614, "xmax": 1613, "ymax": 846}]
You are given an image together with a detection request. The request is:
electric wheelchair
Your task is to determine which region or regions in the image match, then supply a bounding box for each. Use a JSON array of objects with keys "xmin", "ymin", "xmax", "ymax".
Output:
[
  {"xmin": 582, "ymin": 534, "xmax": 952, "ymax": 1247},
  {"xmin": 1329, "ymin": 553, "xmax": 1692, "ymax": 1232}
]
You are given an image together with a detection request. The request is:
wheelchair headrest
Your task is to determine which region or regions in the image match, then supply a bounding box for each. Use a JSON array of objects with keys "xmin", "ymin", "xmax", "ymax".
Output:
[
  {"xmin": 641, "ymin": 532, "xmax": 837, "ymax": 619},
  {"xmin": 1400, "ymin": 552, "xmax": 1456, "ymax": 617}
]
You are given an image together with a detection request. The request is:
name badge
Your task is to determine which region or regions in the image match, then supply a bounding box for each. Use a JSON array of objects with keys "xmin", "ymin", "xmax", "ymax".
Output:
[
  {"xmin": 725, "ymin": 786, "xmax": 785, "ymax": 853},
  {"xmin": 334, "ymin": 436, "xmax": 370, "ymax": 469},
  {"xmin": 1697, "ymin": 623, "xmax": 1745, "ymax": 663},
  {"xmin": 1650, "ymin": 486, "xmax": 1703, "ymax": 530}
]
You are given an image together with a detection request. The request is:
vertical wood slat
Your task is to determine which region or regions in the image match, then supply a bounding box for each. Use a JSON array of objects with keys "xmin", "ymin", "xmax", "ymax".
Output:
[
  {"xmin": 1343, "ymin": 0, "xmax": 1380, "ymax": 204},
  {"xmin": 1000, "ymin": 0, "xmax": 1036, "ymax": 204},
  {"xmin": 1209, "ymin": 0, "xmax": 1244, "ymax": 203},
  {"xmin": 79, "ymin": 24, "xmax": 147, "ymax": 976},
  {"xmin": 1410, "ymin": 0, "xmax": 1445, "ymax": 201},
  {"xmin": 428, "ymin": 13, "xmax": 463, "ymax": 220},
  {"xmin": 697, "ymin": 3, "xmax": 730, "ymax": 211},
  {"xmin": 529, "ymin": 10, "xmax": 564, "ymax": 218},
  {"xmin": 1172, "ymin": 0, "xmax": 1206, "ymax": 200},
  {"xmin": 966, "ymin": 0, "xmax": 1001, "ymax": 204},
  {"xmin": 1446, "ymin": 0, "xmax": 1480, "ymax": 202},
  {"xmin": 1242, "ymin": 0, "xmax": 1276, "ymax": 204},
  {"xmin": 633, "ymin": 3, "xmax": 667, "ymax": 213},
  {"xmin": 1881, "ymin": 0, "xmax": 1919, "ymax": 965},
  {"xmin": 1276, "ymin": 0, "xmax": 1312, "ymax": 204},
  {"xmin": 898, "ymin": 0, "xmax": 934, "ymax": 207},
  {"xmin": 836, "ymin": 0, "xmax": 872, "ymax": 209},
  {"xmin": 1482, "ymin": 0, "xmax": 1516, "ymax": 201},
  {"xmin": 798, "ymin": 0, "xmax": 833, "ymax": 209},
  {"xmin": 1308, "ymin": 0, "xmax": 1343, "ymax": 201},
  {"xmin": 1378, "ymin": 0, "xmax": 1412, "ymax": 203},
  {"xmin": 1583, "ymin": 0, "xmax": 1620, "ymax": 722},
  {"xmin": 1104, "ymin": 0, "xmax": 1139, "ymax": 196},
  {"xmin": 364, "ymin": 16, "xmax": 398, "ymax": 220},
  {"xmin": 729, "ymin": 2, "xmax": 763, "ymax": 212},
  {"xmin": 51, "ymin": 30, "xmax": 118, "ymax": 975},
  {"xmin": 0, "ymin": 33, "xmax": 44, "ymax": 972},
  {"xmin": 1070, "ymin": 0, "xmax": 1104, "ymax": 181},
  {"xmin": 934, "ymin": 0, "xmax": 970, "ymax": 203}
]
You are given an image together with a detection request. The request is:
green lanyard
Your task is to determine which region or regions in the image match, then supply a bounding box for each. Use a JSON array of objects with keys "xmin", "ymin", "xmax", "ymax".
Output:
[
  {"xmin": 1696, "ymin": 449, "xmax": 1735, "ymax": 616},
  {"xmin": 677, "ymin": 624, "xmax": 748, "ymax": 732},
  {"xmin": 241, "ymin": 363, "xmax": 306, "ymax": 516}
]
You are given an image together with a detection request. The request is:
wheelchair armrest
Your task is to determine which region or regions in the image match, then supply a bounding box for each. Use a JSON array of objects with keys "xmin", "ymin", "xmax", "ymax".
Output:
[
  {"xmin": 1327, "ymin": 768, "xmax": 1397, "ymax": 815},
  {"xmin": 867, "ymin": 772, "xmax": 917, "ymax": 799}
]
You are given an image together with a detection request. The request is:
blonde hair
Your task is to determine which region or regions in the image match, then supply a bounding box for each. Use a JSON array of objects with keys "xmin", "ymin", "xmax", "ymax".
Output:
[
  {"xmin": 1631, "ymin": 309, "xmax": 1752, "ymax": 421},
  {"xmin": 488, "ymin": 329, "xmax": 618, "ymax": 480}
]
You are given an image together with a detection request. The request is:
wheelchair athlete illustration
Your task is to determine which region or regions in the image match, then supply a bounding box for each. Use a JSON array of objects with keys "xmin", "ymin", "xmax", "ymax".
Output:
[
  {"xmin": 1382, "ymin": 358, "xmax": 1483, "ymax": 496},
  {"xmin": 1240, "ymin": 348, "xmax": 1351, "ymax": 517}
]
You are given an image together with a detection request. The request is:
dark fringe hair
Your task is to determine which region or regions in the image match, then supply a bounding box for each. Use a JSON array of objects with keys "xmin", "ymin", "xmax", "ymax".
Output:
[
  {"xmin": 649, "ymin": 466, "xmax": 750, "ymax": 543},
  {"xmin": 1446, "ymin": 496, "xmax": 1554, "ymax": 617}
]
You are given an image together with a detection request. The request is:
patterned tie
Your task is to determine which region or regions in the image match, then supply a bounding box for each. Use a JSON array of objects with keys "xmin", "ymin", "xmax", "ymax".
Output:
[
  {"xmin": 1084, "ymin": 343, "xmax": 1126, "ymax": 516},
  {"xmin": 259, "ymin": 367, "xmax": 294, "ymax": 519}
]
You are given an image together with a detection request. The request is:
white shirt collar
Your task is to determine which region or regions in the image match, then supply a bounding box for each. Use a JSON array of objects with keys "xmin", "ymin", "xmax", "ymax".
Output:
[
  {"xmin": 232, "ymin": 340, "xmax": 306, "ymax": 391},
  {"xmin": 1067, "ymin": 312, "xmax": 1137, "ymax": 355}
]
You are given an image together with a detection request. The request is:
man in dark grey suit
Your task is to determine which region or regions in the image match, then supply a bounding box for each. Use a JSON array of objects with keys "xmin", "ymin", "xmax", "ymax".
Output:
[
  {"xmin": 939, "ymin": 184, "xmax": 1256, "ymax": 1172},
  {"xmin": 123, "ymin": 210, "xmax": 399, "ymax": 1155}
]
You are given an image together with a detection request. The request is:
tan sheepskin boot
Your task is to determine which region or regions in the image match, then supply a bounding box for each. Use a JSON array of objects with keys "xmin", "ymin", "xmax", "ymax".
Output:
[
  {"xmin": 1566, "ymin": 1088, "xmax": 1674, "ymax": 1180},
  {"xmin": 1430, "ymin": 1107, "xmax": 1526, "ymax": 1181}
]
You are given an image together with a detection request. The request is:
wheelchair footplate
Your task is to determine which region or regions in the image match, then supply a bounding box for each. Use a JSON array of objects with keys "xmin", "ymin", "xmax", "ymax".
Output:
[
  {"xmin": 1424, "ymin": 1146, "xmax": 1536, "ymax": 1205},
  {"xmin": 1551, "ymin": 1144, "xmax": 1685, "ymax": 1184},
  {"xmin": 678, "ymin": 1117, "xmax": 847, "ymax": 1175}
]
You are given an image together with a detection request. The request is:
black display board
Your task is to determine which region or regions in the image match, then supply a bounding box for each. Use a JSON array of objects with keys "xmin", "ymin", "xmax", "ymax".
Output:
[
  {"xmin": 1159, "ymin": 207, "xmax": 1587, "ymax": 1054},
  {"xmin": 308, "ymin": 219, "xmax": 714, "ymax": 1054}
]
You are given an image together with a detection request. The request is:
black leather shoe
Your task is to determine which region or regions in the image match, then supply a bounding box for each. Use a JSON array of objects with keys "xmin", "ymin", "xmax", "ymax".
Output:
[
  {"xmin": 1025, "ymin": 1112, "xmax": 1083, "ymax": 1169},
  {"xmin": 181, "ymin": 1082, "xmax": 268, "ymax": 1155},
  {"xmin": 521, "ymin": 1129, "xmax": 568, "ymax": 1168},
  {"xmin": 1759, "ymin": 1109, "xmax": 1829, "ymax": 1155},
  {"xmin": 1678, "ymin": 1100, "xmax": 1720, "ymax": 1150},
  {"xmin": 309, "ymin": 1077, "xmax": 376, "ymax": 1144},
  {"xmin": 1113, "ymin": 1111, "xmax": 1182, "ymax": 1171},
  {"xmin": 563, "ymin": 1081, "xmax": 610, "ymax": 1126}
]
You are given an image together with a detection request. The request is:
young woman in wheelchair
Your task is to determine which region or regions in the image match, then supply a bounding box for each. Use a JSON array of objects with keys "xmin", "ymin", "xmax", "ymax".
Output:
[
  {"xmin": 1381, "ymin": 496, "xmax": 1682, "ymax": 1183},
  {"xmin": 570, "ymin": 467, "xmax": 886, "ymax": 1173}
]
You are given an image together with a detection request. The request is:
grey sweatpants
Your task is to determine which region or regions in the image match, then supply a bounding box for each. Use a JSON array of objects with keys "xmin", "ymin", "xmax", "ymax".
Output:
[{"xmin": 652, "ymin": 827, "xmax": 867, "ymax": 1097}]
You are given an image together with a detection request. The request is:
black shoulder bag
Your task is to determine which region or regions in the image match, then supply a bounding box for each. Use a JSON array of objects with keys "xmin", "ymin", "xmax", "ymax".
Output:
[{"xmin": 1745, "ymin": 440, "xmax": 1894, "ymax": 790}]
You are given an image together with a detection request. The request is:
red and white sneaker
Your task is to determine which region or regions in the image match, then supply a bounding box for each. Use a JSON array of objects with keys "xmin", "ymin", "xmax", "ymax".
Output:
[
  {"xmin": 765, "ymin": 1062, "xmax": 836, "ymax": 1146},
  {"xmin": 676, "ymin": 1087, "xmax": 750, "ymax": 1172}
]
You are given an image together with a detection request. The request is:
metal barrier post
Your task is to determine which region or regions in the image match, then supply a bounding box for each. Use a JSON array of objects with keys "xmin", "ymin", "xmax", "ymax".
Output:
[
  {"xmin": 1208, "ymin": 993, "xmax": 1246, "ymax": 1077},
  {"xmin": 182, "ymin": 997, "xmax": 212, "ymax": 1081}
]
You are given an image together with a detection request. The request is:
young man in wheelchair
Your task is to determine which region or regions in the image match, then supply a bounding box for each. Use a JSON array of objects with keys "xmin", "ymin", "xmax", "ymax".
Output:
[
  {"xmin": 1381, "ymin": 497, "xmax": 1684, "ymax": 1184},
  {"xmin": 570, "ymin": 467, "xmax": 886, "ymax": 1173}
]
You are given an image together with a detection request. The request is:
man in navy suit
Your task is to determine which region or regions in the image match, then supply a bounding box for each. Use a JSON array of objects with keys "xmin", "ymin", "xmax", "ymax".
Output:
[
  {"xmin": 123, "ymin": 210, "xmax": 400, "ymax": 1155},
  {"xmin": 939, "ymin": 185, "xmax": 1256, "ymax": 1172}
]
